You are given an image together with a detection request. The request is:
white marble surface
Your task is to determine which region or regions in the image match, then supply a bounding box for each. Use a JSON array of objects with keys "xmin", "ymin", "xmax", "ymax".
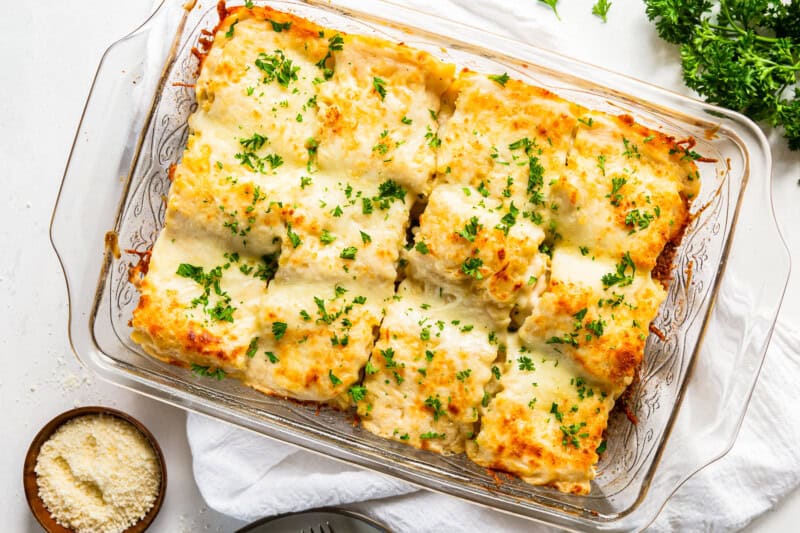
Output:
[{"xmin": 1, "ymin": 1, "xmax": 798, "ymax": 531}]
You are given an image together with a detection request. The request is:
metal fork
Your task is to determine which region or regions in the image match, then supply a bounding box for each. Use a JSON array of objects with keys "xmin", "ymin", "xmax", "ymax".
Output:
[{"xmin": 300, "ymin": 522, "xmax": 335, "ymax": 533}]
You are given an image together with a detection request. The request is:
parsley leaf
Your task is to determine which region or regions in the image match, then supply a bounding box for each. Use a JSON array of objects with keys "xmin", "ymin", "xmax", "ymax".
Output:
[
  {"xmin": 488, "ymin": 72, "xmax": 510, "ymax": 86},
  {"xmin": 461, "ymin": 257, "xmax": 484, "ymax": 280},
  {"xmin": 246, "ymin": 337, "xmax": 259, "ymax": 358},
  {"xmin": 272, "ymin": 321, "xmax": 288, "ymax": 340},
  {"xmin": 348, "ymin": 385, "xmax": 367, "ymax": 402},
  {"xmin": 457, "ymin": 216, "xmax": 482, "ymax": 242},
  {"xmin": 592, "ymin": 0, "xmax": 611, "ymax": 23},
  {"xmin": 372, "ymin": 77, "xmax": 387, "ymax": 100},
  {"xmin": 340, "ymin": 247, "xmax": 357, "ymax": 260},
  {"xmin": 539, "ymin": 0, "xmax": 561, "ymax": 20},
  {"xmin": 269, "ymin": 20, "xmax": 292, "ymax": 32},
  {"xmin": 602, "ymin": 252, "xmax": 636, "ymax": 288}
]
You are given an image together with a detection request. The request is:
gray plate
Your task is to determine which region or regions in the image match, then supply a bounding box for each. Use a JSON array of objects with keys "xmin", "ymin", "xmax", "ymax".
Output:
[{"xmin": 235, "ymin": 507, "xmax": 391, "ymax": 533}]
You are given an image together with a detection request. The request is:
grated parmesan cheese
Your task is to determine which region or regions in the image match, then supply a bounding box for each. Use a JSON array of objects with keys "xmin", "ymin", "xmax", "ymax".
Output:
[{"xmin": 34, "ymin": 414, "xmax": 161, "ymax": 533}]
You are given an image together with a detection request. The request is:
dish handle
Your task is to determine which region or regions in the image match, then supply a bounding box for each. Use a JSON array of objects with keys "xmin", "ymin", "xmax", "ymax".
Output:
[{"xmin": 50, "ymin": 0, "xmax": 184, "ymax": 365}]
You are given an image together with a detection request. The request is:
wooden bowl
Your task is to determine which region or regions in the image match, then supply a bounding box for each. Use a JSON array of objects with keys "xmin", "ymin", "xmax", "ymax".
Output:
[{"xmin": 23, "ymin": 406, "xmax": 167, "ymax": 533}]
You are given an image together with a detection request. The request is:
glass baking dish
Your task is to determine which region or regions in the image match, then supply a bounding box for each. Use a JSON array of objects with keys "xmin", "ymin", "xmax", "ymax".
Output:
[{"xmin": 50, "ymin": 0, "xmax": 790, "ymax": 530}]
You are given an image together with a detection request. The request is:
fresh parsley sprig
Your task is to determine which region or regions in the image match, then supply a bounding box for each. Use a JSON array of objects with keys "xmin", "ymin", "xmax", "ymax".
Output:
[
  {"xmin": 539, "ymin": 0, "xmax": 560, "ymax": 20},
  {"xmin": 592, "ymin": 0, "xmax": 612, "ymax": 23},
  {"xmin": 644, "ymin": 0, "xmax": 800, "ymax": 150}
]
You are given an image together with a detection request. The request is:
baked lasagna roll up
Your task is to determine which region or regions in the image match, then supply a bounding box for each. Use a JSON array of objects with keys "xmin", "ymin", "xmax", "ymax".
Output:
[
  {"xmin": 467, "ymin": 336, "xmax": 615, "ymax": 495},
  {"xmin": 358, "ymin": 280, "xmax": 500, "ymax": 453}
]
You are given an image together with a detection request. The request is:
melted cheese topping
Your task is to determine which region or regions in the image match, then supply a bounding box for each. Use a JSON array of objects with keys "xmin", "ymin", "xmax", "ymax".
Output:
[{"xmin": 130, "ymin": 5, "xmax": 700, "ymax": 495}]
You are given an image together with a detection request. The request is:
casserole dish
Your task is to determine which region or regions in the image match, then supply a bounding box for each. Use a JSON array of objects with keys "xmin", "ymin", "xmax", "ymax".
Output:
[{"xmin": 51, "ymin": 0, "xmax": 789, "ymax": 530}]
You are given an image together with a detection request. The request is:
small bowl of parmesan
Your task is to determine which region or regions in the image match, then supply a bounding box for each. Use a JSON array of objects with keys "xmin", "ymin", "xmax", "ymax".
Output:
[{"xmin": 23, "ymin": 406, "xmax": 166, "ymax": 533}]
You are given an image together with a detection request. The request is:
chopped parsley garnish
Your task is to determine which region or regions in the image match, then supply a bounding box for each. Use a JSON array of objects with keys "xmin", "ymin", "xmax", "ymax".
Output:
[
  {"xmin": 320, "ymin": 229, "xmax": 336, "ymax": 244},
  {"xmin": 457, "ymin": 216, "xmax": 482, "ymax": 242},
  {"xmin": 495, "ymin": 202, "xmax": 519, "ymax": 235},
  {"xmin": 602, "ymin": 252, "xmax": 636, "ymax": 288},
  {"xmin": 622, "ymin": 136, "xmax": 641, "ymax": 159},
  {"xmin": 176, "ymin": 263, "xmax": 236, "ymax": 323},
  {"xmin": 560, "ymin": 422, "xmax": 587, "ymax": 448},
  {"xmin": 625, "ymin": 209, "xmax": 655, "ymax": 232},
  {"xmin": 424, "ymin": 395, "xmax": 445, "ymax": 421},
  {"xmin": 254, "ymin": 253, "xmax": 279, "ymax": 284},
  {"xmin": 372, "ymin": 77, "xmax": 387, "ymax": 100},
  {"xmin": 360, "ymin": 231, "xmax": 372, "ymax": 244},
  {"xmin": 586, "ymin": 319, "xmax": 606, "ymax": 338},
  {"xmin": 488, "ymin": 72, "xmax": 510, "ymax": 86},
  {"xmin": 550, "ymin": 402, "xmax": 564, "ymax": 422},
  {"xmin": 401, "ymin": 115, "xmax": 413, "ymax": 125},
  {"xmin": 376, "ymin": 179, "xmax": 406, "ymax": 208},
  {"xmin": 269, "ymin": 20, "xmax": 292, "ymax": 32},
  {"xmin": 239, "ymin": 132, "xmax": 268, "ymax": 151},
  {"xmin": 225, "ymin": 19, "xmax": 238, "ymax": 38},
  {"xmin": 518, "ymin": 356, "xmax": 535, "ymax": 371},
  {"xmin": 492, "ymin": 365, "xmax": 501, "ymax": 380},
  {"xmin": 305, "ymin": 138, "xmax": 319, "ymax": 169},
  {"xmin": 265, "ymin": 351, "xmax": 279, "ymax": 364},
  {"xmin": 424, "ymin": 126, "xmax": 441, "ymax": 148},
  {"xmin": 420, "ymin": 432, "xmax": 446, "ymax": 440},
  {"xmin": 255, "ymin": 49, "xmax": 299, "ymax": 87},
  {"xmin": 546, "ymin": 333, "xmax": 579, "ymax": 347},
  {"xmin": 340, "ymin": 246, "xmax": 357, "ymax": 260},
  {"xmin": 272, "ymin": 321, "xmax": 288, "ymax": 340},
  {"xmin": 328, "ymin": 370, "xmax": 342, "ymax": 386},
  {"xmin": 348, "ymin": 385, "xmax": 367, "ymax": 402},
  {"xmin": 286, "ymin": 223, "xmax": 302, "ymax": 248},
  {"xmin": 315, "ymin": 33, "xmax": 344, "ymax": 80},
  {"xmin": 577, "ymin": 116, "xmax": 594, "ymax": 127},
  {"xmin": 596, "ymin": 440, "xmax": 607, "ymax": 454},
  {"xmin": 191, "ymin": 363, "xmax": 225, "ymax": 380},
  {"xmin": 380, "ymin": 347, "xmax": 397, "ymax": 368},
  {"xmin": 361, "ymin": 197, "xmax": 374, "ymax": 214},
  {"xmin": 415, "ymin": 241, "xmax": 429, "ymax": 254},
  {"xmin": 246, "ymin": 337, "xmax": 259, "ymax": 358},
  {"xmin": 597, "ymin": 154, "xmax": 607, "ymax": 176},
  {"xmin": 608, "ymin": 176, "xmax": 627, "ymax": 206},
  {"xmin": 461, "ymin": 257, "xmax": 484, "ymax": 280}
]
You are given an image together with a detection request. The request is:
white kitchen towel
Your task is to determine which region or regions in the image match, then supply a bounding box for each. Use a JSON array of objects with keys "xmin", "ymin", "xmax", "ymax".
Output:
[
  {"xmin": 187, "ymin": 316, "xmax": 800, "ymax": 532},
  {"xmin": 185, "ymin": 0, "xmax": 800, "ymax": 531}
]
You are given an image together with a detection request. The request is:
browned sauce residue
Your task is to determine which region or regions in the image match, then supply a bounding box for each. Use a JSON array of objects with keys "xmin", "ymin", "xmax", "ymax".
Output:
[
  {"xmin": 649, "ymin": 324, "xmax": 666, "ymax": 341},
  {"xmin": 104, "ymin": 231, "xmax": 121, "ymax": 259},
  {"xmin": 127, "ymin": 248, "xmax": 153, "ymax": 285}
]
